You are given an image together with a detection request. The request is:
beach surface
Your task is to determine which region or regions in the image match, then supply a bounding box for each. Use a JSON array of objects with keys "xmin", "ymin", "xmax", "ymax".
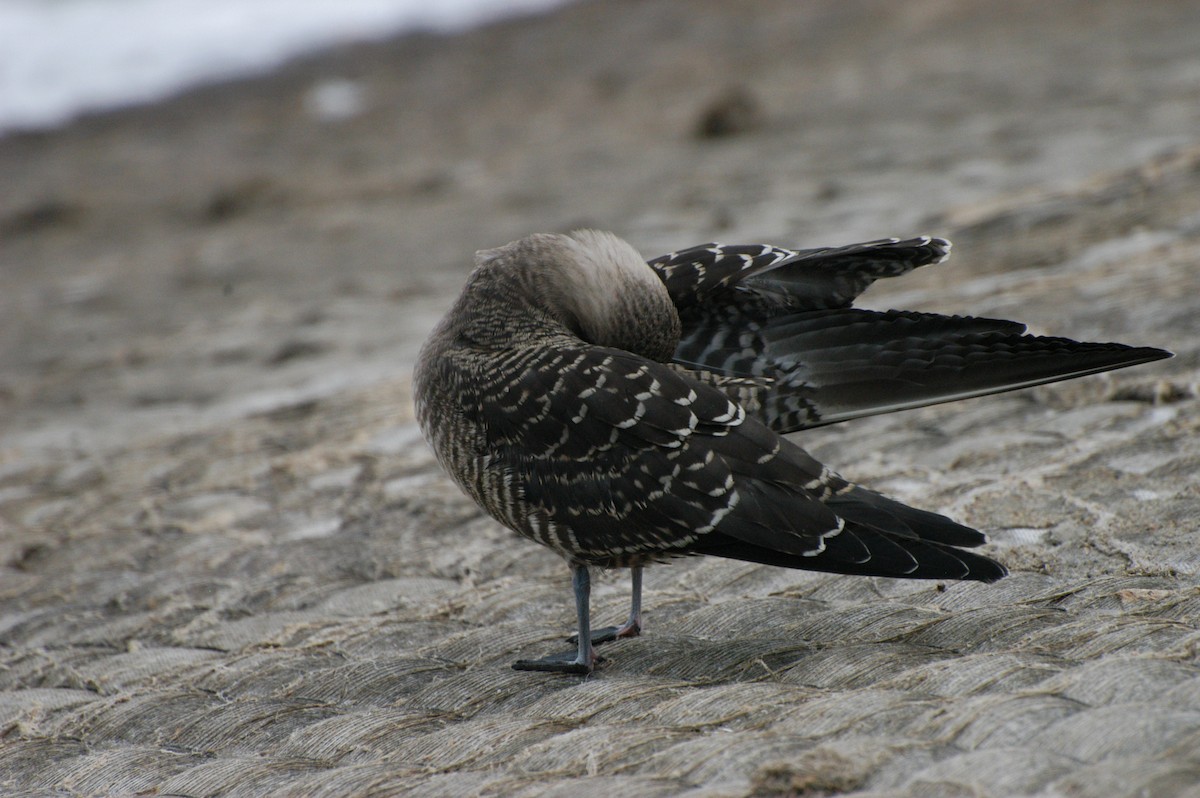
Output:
[{"xmin": 2, "ymin": 1, "xmax": 1199, "ymax": 795}]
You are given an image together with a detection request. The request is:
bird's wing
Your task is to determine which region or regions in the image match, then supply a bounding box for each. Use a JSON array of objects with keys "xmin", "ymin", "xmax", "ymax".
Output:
[
  {"xmin": 676, "ymin": 306, "xmax": 1172, "ymax": 432},
  {"xmin": 479, "ymin": 346, "xmax": 1005, "ymax": 580},
  {"xmin": 477, "ymin": 345, "xmax": 791, "ymax": 562},
  {"xmin": 648, "ymin": 236, "xmax": 949, "ymax": 310},
  {"xmin": 653, "ymin": 239, "xmax": 1172, "ymax": 433}
]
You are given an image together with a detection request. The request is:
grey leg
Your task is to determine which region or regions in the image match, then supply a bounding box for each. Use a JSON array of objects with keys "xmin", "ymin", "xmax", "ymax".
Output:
[
  {"xmin": 615, "ymin": 566, "xmax": 643, "ymax": 638},
  {"xmin": 572, "ymin": 565, "xmax": 644, "ymax": 645},
  {"xmin": 513, "ymin": 563, "xmax": 598, "ymax": 674}
]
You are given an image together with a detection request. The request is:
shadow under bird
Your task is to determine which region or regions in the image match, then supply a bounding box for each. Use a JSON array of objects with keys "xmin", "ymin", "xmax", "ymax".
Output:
[{"xmin": 413, "ymin": 230, "xmax": 1171, "ymax": 674}]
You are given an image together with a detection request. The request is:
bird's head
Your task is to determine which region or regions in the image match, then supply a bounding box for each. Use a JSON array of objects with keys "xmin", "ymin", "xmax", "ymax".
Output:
[{"xmin": 470, "ymin": 230, "xmax": 681, "ymax": 362}]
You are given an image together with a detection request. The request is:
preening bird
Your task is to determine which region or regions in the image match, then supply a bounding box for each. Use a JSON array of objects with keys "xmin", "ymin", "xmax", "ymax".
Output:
[{"xmin": 413, "ymin": 230, "xmax": 1171, "ymax": 674}]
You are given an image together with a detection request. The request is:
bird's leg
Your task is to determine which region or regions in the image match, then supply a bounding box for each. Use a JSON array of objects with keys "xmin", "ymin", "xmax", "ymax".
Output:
[
  {"xmin": 571, "ymin": 565, "xmax": 643, "ymax": 646},
  {"xmin": 513, "ymin": 563, "xmax": 599, "ymax": 674},
  {"xmin": 616, "ymin": 565, "xmax": 644, "ymax": 637}
]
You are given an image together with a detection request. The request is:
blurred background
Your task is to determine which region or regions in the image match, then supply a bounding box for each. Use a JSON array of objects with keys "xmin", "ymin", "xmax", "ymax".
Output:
[{"xmin": 0, "ymin": 0, "xmax": 571, "ymax": 134}]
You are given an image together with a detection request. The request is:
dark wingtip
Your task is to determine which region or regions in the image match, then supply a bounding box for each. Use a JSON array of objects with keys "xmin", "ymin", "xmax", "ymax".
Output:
[
  {"xmin": 1132, "ymin": 346, "xmax": 1174, "ymax": 364},
  {"xmin": 965, "ymin": 556, "xmax": 1008, "ymax": 583}
]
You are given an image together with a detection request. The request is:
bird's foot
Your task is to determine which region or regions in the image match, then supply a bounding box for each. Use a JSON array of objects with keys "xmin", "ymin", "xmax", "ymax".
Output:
[
  {"xmin": 512, "ymin": 649, "xmax": 603, "ymax": 674},
  {"xmin": 568, "ymin": 619, "xmax": 641, "ymax": 646}
]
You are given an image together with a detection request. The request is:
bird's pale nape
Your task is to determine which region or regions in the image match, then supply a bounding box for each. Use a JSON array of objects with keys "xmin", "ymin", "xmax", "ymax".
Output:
[{"xmin": 413, "ymin": 230, "xmax": 1172, "ymax": 674}]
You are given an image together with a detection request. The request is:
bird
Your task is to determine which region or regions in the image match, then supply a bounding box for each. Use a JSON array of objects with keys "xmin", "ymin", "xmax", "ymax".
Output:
[{"xmin": 413, "ymin": 230, "xmax": 1171, "ymax": 674}]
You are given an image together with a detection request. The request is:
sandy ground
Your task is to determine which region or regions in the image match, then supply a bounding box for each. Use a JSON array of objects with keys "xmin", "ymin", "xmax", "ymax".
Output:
[{"xmin": 1, "ymin": 1, "xmax": 1198, "ymax": 796}]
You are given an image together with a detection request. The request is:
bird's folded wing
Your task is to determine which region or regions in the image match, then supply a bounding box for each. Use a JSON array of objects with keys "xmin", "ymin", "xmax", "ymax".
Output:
[
  {"xmin": 477, "ymin": 346, "xmax": 1004, "ymax": 580},
  {"xmin": 479, "ymin": 346, "xmax": 848, "ymax": 561}
]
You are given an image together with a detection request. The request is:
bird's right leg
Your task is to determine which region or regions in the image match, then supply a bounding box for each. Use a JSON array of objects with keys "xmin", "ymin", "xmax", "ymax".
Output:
[{"xmin": 513, "ymin": 563, "xmax": 599, "ymax": 674}]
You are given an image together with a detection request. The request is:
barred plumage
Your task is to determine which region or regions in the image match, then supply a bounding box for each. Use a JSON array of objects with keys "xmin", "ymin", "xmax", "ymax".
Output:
[{"xmin": 413, "ymin": 230, "xmax": 1171, "ymax": 674}]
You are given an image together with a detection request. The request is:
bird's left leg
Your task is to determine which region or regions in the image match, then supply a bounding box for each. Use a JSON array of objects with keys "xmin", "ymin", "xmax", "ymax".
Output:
[
  {"xmin": 572, "ymin": 566, "xmax": 643, "ymax": 646},
  {"xmin": 513, "ymin": 563, "xmax": 599, "ymax": 674}
]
